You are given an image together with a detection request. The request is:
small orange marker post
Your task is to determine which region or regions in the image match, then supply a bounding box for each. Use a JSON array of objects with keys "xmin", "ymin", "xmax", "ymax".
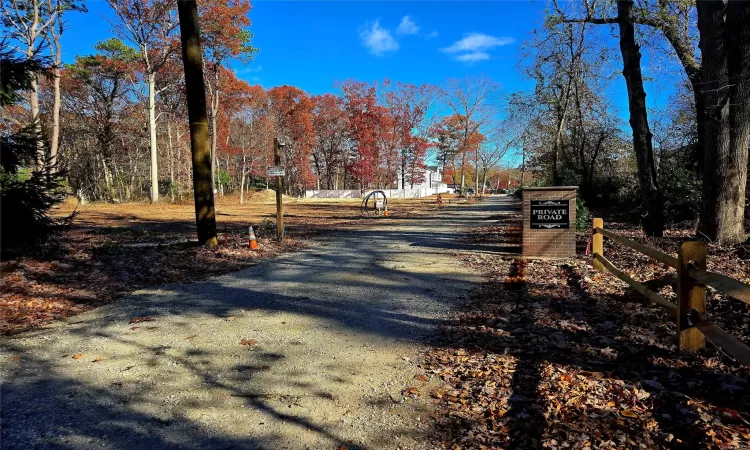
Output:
[
  {"xmin": 383, "ymin": 207, "xmax": 389, "ymax": 217},
  {"xmin": 248, "ymin": 226, "xmax": 258, "ymax": 250}
]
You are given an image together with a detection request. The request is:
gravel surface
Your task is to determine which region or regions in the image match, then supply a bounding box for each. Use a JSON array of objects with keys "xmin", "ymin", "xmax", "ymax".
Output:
[{"xmin": 1, "ymin": 197, "xmax": 513, "ymax": 450}]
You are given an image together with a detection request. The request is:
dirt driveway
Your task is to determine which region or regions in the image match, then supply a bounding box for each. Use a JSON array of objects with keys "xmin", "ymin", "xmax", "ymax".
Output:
[{"xmin": 1, "ymin": 197, "xmax": 516, "ymax": 450}]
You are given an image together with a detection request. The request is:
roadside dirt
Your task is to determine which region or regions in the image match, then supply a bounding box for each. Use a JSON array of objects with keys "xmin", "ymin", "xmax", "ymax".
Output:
[
  {"xmin": 1, "ymin": 196, "xmax": 508, "ymax": 449},
  {"xmin": 0, "ymin": 194, "xmax": 462, "ymax": 335}
]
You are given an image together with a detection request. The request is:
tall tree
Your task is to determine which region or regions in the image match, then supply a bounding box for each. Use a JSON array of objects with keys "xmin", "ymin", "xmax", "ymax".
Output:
[
  {"xmin": 268, "ymin": 85, "xmax": 314, "ymax": 195},
  {"xmin": 42, "ymin": 0, "xmax": 83, "ymax": 171},
  {"xmin": 62, "ymin": 39, "xmax": 138, "ymax": 201},
  {"xmin": 1, "ymin": 0, "xmax": 82, "ymax": 168},
  {"xmin": 311, "ymin": 93, "xmax": 348, "ymax": 189},
  {"xmin": 107, "ymin": 0, "xmax": 179, "ymax": 203},
  {"xmin": 560, "ymin": 0, "xmax": 748, "ymax": 241},
  {"xmin": 555, "ymin": 0, "xmax": 664, "ymax": 235},
  {"xmin": 198, "ymin": 0, "xmax": 257, "ymax": 193},
  {"xmin": 176, "ymin": 0, "xmax": 217, "ymax": 246},
  {"xmin": 340, "ymin": 80, "xmax": 384, "ymax": 189},
  {"xmin": 441, "ymin": 77, "xmax": 499, "ymax": 191},
  {"xmin": 380, "ymin": 80, "xmax": 435, "ymax": 189},
  {"xmin": 616, "ymin": 0, "xmax": 663, "ymax": 236}
]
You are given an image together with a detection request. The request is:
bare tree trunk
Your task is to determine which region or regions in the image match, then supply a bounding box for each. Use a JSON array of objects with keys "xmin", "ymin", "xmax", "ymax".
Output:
[
  {"xmin": 697, "ymin": 0, "xmax": 749, "ymax": 243},
  {"xmin": 474, "ymin": 150, "xmax": 479, "ymax": 193},
  {"xmin": 167, "ymin": 120, "xmax": 175, "ymax": 201},
  {"xmin": 617, "ymin": 0, "xmax": 664, "ymax": 236},
  {"xmin": 177, "ymin": 0, "xmax": 217, "ymax": 247},
  {"xmin": 460, "ymin": 153, "xmax": 466, "ymax": 191},
  {"xmin": 147, "ymin": 71, "xmax": 159, "ymax": 203},
  {"xmin": 240, "ymin": 153, "xmax": 246, "ymax": 205},
  {"xmin": 401, "ymin": 148, "xmax": 407, "ymax": 189},
  {"xmin": 210, "ymin": 80, "xmax": 220, "ymax": 193},
  {"xmin": 27, "ymin": 66, "xmax": 43, "ymax": 168},
  {"xmin": 49, "ymin": 16, "xmax": 63, "ymax": 172}
]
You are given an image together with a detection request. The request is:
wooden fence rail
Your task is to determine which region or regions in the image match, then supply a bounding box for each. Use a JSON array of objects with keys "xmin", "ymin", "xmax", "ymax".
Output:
[{"xmin": 591, "ymin": 218, "xmax": 750, "ymax": 366}]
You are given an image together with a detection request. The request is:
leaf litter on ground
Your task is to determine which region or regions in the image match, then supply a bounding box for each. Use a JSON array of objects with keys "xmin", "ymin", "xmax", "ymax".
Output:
[{"xmin": 423, "ymin": 203, "xmax": 750, "ymax": 449}]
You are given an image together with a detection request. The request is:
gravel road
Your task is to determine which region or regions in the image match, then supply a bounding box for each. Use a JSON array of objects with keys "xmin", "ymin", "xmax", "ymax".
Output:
[{"xmin": 1, "ymin": 196, "xmax": 515, "ymax": 450}]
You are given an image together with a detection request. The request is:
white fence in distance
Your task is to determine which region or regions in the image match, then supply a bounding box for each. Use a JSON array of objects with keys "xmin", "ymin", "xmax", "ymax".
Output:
[{"xmin": 304, "ymin": 188, "xmax": 445, "ymax": 199}]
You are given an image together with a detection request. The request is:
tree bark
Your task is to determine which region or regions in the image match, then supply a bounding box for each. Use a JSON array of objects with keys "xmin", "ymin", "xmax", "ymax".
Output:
[
  {"xmin": 240, "ymin": 147, "xmax": 246, "ymax": 205},
  {"xmin": 49, "ymin": 25, "xmax": 62, "ymax": 173},
  {"xmin": 697, "ymin": 0, "xmax": 749, "ymax": 243},
  {"xmin": 167, "ymin": 120, "xmax": 175, "ymax": 202},
  {"xmin": 726, "ymin": 0, "xmax": 750, "ymax": 240},
  {"xmin": 177, "ymin": 0, "xmax": 218, "ymax": 247},
  {"xmin": 617, "ymin": 0, "xmax": 664, "ymax": 236},
  {"xmin": 147, "ymin": 71, "xmax": 159, "ymax": 203},
  {"xmin": 209, "ymin": 73, "xmax": 220, "ymax": 193}
]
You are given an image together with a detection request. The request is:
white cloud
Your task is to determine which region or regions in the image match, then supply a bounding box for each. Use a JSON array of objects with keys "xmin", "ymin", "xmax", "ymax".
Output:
[
  {"xmin": 359, "ymin": 20, "xmax": 399, "ymax": 56},
  {"xmin": 234, "ymin": 65, "xmax": 262, "ymax": 75},
  {"xmin": 441, "ymin": 33, "xmax": 514, "ymax": 54},
  {"xmin": 454, "ymin": 52, "xmax": 490, "ymax": 63},
  {"xmin": 425, "ymin": 30, "xmax": 439, "ymax": 39},
  {"xmin": 397, "ymin": 16, "xmax": 419, "ymax": 35}
]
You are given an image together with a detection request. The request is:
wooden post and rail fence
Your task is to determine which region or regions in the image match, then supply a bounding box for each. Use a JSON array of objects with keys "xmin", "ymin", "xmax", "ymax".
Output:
[{"xmin": 591, "ymin": 218, "xmax": 750, "ymax": 365}]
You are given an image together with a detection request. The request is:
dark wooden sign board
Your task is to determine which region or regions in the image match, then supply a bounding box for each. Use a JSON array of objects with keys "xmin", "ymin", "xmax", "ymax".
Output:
[{"xmin": 530, "ymin": 200, "xmax": 570, "ymax": 229}]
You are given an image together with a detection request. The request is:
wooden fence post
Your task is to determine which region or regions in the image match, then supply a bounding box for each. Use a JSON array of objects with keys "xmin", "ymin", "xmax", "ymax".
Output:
[
  {"xmin": 592, "ymin": 218, "xmax": 604, "ymax": 271},
  {"xmin": 677, "ymin": 241, "xmax": 707, "ymax": 352}
]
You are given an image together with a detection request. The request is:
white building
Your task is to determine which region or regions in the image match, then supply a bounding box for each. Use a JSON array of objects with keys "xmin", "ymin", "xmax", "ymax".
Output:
[{"xmin": 396, "ymin": 165, "xmax": 450, "ymax": 194}]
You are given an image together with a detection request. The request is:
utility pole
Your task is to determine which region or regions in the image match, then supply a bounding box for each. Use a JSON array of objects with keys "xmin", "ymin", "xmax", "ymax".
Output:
[
  {"xmin": 176, "ymin": 0, "xmax": 217, "ymax": 247},
  {"xmin": 274, "ymin": 138, "xmax": 285, "ymax": 241}
]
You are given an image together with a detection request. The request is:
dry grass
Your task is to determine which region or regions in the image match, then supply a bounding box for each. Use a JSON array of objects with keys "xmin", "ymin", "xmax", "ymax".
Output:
[{"xmin": 1, "ymin": 193, "xmax": 453, "ymax": 335}]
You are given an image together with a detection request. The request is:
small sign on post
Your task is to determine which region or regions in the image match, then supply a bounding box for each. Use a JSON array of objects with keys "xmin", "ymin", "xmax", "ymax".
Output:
[{"xmin": 267, "ymin": 166, "xmax": 285, "ymax": 177}]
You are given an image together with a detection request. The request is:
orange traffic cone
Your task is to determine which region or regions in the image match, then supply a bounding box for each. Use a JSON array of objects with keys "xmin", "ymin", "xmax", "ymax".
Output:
[{"xmin": 248, "ymin": 226, "xmax": 258, "ymax": 250}]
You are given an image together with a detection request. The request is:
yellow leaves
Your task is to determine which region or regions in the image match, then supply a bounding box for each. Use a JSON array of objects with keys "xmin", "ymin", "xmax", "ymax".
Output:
[
  {"xmin": 92, "ymin": 356, "xmax": 104, "ymax": 362},
  {"xmin": 72, "ymin": 353, "xmax": 83, "ymax": 360},
  {"xmin": 620, "ymin": 409, "xmax": 638, "ymax": 418}
]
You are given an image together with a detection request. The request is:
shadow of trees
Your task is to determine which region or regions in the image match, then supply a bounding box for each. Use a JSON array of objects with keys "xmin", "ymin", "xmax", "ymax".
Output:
[
  {"xmin": 1, "ymin": 197, "xmax": 514, "ymax": 449},
  {"xmin": 428, "ymin": 258, "xmax": 750, "ymax": 449}
]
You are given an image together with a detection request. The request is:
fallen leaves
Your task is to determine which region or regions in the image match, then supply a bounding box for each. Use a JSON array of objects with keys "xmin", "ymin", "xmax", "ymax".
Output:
[
  {"xmin": 402, "ymin": 387, "xmax": 420, "ymax": 398},
  {"xmin": 421, "ymin": 211, "xmax": 750, "ymax": 449},
  {"xmin": 92, "ymin": 356, "xmax": 104, "ymax": 362},
  {"xmin": 240, "ymin": 339, "xmax": 257, "ymax": 346},
  {"xmin": 183, "ymin": 334, "xmax": 198, "ymax": 341},
  {"xmin": 72, "ymin": 353, "xmax": 83, "ymax": 360}
]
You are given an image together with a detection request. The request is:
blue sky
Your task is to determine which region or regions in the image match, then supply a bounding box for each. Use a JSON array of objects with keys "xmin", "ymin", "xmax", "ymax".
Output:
[
  {"xmin": 59, "ymin": 0, "xmax": 680, "ymax": 165},
  {"xmin": 62, "ymin": 1, "xmax": 544, "ymax": 95}
]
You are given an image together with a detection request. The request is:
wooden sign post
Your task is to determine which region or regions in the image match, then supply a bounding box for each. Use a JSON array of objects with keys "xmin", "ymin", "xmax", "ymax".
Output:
[{"xmin": 273, "ymin": 138, "xmax": 285, "ymax": 241}]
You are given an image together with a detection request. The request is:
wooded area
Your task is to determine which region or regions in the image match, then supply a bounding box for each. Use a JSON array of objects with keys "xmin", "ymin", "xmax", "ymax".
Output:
[{"xmin": 2, "ymin": 0, "xmax": 748, "ymax": 254}]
